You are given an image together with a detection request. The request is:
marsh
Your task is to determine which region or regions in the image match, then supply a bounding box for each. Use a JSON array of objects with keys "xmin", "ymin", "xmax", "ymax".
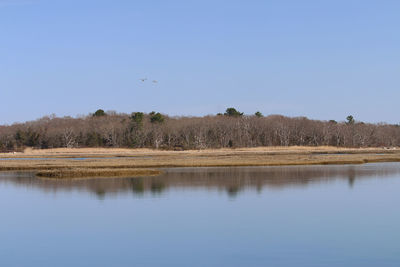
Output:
[{"xmin": 1, "ymin": 163, "xmax": 400, "ymax": 266}]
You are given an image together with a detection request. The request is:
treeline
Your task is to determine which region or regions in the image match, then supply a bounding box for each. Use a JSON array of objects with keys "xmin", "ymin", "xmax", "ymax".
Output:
[{"xmin": 0, "ymin": 108, "xmax": 399, "ymax": 151}]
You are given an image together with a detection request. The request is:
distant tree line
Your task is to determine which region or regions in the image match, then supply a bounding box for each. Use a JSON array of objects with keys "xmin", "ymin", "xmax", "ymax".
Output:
[{"xmin": 0, "ymin": 108, "xmax": 399, "ymax": 151}]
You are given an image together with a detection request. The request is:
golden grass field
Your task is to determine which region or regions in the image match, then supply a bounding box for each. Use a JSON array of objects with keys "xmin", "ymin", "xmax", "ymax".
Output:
[{"xmin": 1, "ymin": 146, "xmax": 400, "ymax": 178}]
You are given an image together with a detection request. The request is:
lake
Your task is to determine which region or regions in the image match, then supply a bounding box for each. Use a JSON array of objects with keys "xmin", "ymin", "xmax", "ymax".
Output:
[{"xmin": 1, "ymin": 163, "xmax": 400, "ymax": 267}]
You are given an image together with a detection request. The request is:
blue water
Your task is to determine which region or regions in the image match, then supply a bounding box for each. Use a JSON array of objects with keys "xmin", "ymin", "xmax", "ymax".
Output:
[{"xmin": 1, "ymin": 163, "xmax": 400, "ymax": 267}]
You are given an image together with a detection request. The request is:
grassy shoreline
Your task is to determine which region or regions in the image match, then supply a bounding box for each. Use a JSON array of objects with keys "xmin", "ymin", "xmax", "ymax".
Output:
[
  {"xmin": 35, "ymin": 168, "xmax": 161, "ymax": 179},
  {"xmin": 1, "ymin": 146, "xmax": 400, "ymax": 179}
]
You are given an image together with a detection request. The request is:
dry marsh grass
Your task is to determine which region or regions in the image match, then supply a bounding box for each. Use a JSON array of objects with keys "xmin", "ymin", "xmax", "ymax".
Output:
[
  {"xmin": 1, "ymin": 146, "xmax": 397, "ymax": 158},
  {"xmin": 1, "ymin": 146, "xmax": 400, "ymax": 179},
  {"xmin": 36, "ymin": 168, "xmax": 161, "ymax": 179}
]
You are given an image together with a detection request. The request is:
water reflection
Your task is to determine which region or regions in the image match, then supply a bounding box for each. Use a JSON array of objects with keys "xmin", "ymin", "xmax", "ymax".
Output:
[{"xmin": 0, "ymin": 163, "xmax": 399, "ymax": 198}]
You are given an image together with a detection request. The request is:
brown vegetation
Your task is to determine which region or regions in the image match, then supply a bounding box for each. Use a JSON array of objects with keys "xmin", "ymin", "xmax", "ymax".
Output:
[
  {"xmin": 1, "ymin": 111, "xmax": 399, "ymax": 152},
  {"xmin": 1, "ymin": 147, "xmax": 400, "ymax": 179},
  {"xmin": 36, "ymin": 168, "xmax": 161, "ymax": 179}
]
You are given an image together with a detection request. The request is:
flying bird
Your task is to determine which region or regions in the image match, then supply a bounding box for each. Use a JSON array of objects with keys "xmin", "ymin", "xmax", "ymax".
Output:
[
  {"xmin": 152, "ymin": 80, "xmax": 158, "ymax": 83},
  {"xmin": 139, "ymin": 78, "xmax": 147, "ymax": 82}
]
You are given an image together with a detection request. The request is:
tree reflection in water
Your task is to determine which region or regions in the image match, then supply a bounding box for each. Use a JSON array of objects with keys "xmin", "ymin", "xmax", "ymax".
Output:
[{"xmin": 0, "ymin": 163, "xmax": 399, "ymax": 199}]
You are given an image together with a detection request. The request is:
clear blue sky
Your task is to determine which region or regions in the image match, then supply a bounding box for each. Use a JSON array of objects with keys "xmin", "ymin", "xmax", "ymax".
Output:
[{"xmin": 1, "ymin": 0, "xmax": 399, "ymax": 124}]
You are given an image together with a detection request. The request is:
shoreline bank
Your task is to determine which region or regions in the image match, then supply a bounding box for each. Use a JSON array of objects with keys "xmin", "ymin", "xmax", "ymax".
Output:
[{"xmin": 1, "ymin": 147, "xmax": 400, "ymax": 178}]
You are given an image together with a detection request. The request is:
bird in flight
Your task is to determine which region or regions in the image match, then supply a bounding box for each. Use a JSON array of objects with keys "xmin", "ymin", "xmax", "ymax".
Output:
[
  {"xmin": 139, "ymin": 78, "xmax": 147, "ymax": 82},
  {"xmin": 152, "ymin": 80, "xmax": 158, "ymax": 84}
]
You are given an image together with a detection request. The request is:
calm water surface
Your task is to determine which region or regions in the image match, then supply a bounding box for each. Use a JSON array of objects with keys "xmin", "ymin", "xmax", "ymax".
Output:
[{"xmin": 1, "ymin": 163, "xmax": 400, "ymax": 267}]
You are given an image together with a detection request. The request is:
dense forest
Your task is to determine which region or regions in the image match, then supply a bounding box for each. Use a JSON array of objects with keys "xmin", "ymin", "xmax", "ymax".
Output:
[{"xmin": 0, "ymin": 108, "xmax": 399, "ymax": 152}]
